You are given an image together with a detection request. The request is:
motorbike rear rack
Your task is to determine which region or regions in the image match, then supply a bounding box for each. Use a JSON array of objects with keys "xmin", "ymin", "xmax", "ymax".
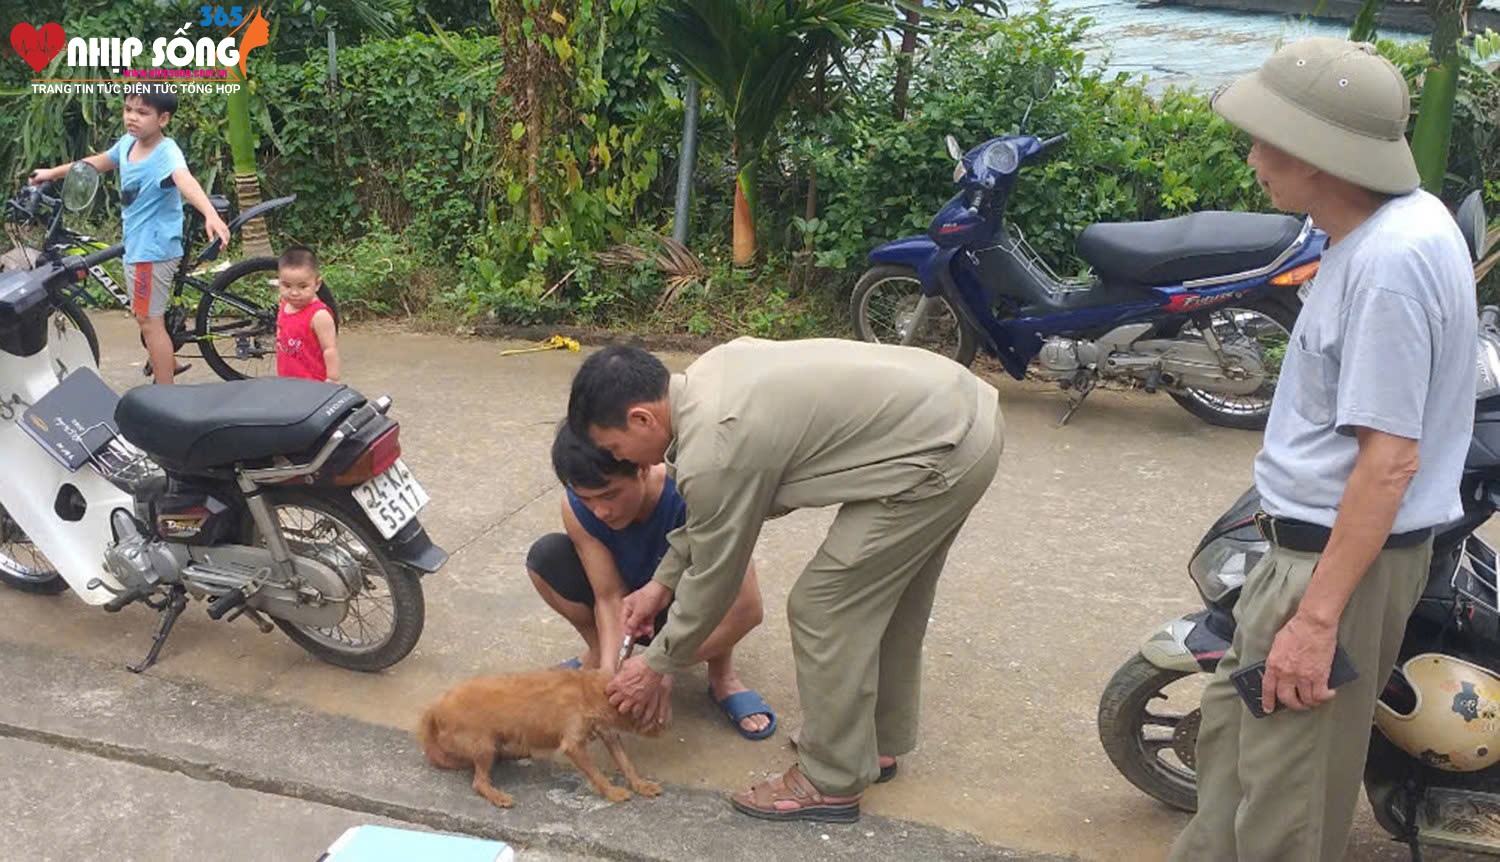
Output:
[
  {"xmin": 1454, "ymin": 535, "xmax": 1500, "ymax": 617},
  {"xmin": 80, "ymin": 424, "xmax": 161, "ymax": 492}
]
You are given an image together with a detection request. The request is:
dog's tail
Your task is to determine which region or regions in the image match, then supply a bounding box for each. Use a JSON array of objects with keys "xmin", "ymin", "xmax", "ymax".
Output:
[{"xmin": 416, "ymin": 705, "xmax": 448, "ymax": 767}]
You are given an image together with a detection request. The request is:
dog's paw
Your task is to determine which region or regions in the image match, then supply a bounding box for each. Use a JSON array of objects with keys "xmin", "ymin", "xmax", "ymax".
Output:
[
  {"xmin": 631, "ymin": 780, "xmax": 662, "ymax": 798},
  {"xmin": 482, "ymin": 790, "xmax": 514, "ymax": 809},
  {"xmin": 603, "ymin": 785, "xmax": 633, "ymax": 803}
]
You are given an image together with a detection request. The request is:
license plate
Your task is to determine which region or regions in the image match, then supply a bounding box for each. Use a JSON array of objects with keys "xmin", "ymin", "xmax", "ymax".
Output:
[{"xmin": 354, "ymin": 459, "xmax": 430, "ymax": 540}]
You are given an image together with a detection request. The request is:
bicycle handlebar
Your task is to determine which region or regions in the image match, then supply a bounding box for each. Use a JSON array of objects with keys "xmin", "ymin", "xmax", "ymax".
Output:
[
  {"xmin": 194, "ymin": 238, "xmax": 223, "ymax": 264},
  {"xmin": 8, "ymin": 185, "xmax": 57, "ymax": 222},
  {"xmin": 60, "ymin": 243, "xmax": 124, "ymax": 273},
  {"xmin": 81, "ymin": 243, "xmax": 123, "ymax": 267}
]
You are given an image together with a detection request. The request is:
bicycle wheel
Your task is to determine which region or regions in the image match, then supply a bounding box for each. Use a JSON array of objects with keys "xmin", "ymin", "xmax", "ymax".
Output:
[{"xmin": 195, "ymin": 257, "xmax": 340, "ymax": 381}]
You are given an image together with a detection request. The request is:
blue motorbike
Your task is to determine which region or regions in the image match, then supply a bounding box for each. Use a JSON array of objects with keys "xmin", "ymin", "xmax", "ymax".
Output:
[{"xmin": 851, "ymin": 132, "xmax": 1326, "ymax": 429}]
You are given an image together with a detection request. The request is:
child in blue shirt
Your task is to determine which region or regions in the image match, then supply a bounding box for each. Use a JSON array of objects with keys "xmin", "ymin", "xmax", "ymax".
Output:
[
  {"xmin": 31, "ymin": 86, "xmax": 230, "ymax": 384},
  {"xmin": 526, "ymin": 422, "xmax": 777, "ymax": 739}
]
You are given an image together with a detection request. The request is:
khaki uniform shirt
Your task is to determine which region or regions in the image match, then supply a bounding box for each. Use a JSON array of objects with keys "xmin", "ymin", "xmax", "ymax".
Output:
[{"xmin": 644, "ymin": 337, "xmax": 1000, "ymax": 673}]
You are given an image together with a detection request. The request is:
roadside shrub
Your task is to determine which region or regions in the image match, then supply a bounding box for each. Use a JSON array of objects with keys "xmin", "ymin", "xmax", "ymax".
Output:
[
  {"xmin": 7, "ymin": 3, "xmax": 1492, "ymax": 326},
  {"xmin": 319, "ymin": 217, "xmax": 454, "ymax": 319},
  {"xmin": 255, "ymin": 32, "xmax": 502, "ymax": 257},
  {"xmin": 785, "ymin": 10, "xmax": 1263, "ymax": 286}
]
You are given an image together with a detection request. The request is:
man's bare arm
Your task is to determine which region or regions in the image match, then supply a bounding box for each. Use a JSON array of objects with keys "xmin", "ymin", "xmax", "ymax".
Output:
[
  {"xmin": 1296, "ymin": 428, "xmax": 1421, "ymax": 628},
  {"xmin": 1261, "ymin": 427, "xmax": 1420, "ymax": 713},
  {"xmin": 562, "ymin": 500, "xmax": 629, "ymax": 673}
]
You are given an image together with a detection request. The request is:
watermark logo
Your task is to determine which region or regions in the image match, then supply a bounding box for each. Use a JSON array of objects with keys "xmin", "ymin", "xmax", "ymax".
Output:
[
  {"xmin": 12, "ymin": 6, "xmax": 271, "ymax": 95},
  {"xmin": 9, "ymin": 22, "xmax": 66, "ymax": 73}
]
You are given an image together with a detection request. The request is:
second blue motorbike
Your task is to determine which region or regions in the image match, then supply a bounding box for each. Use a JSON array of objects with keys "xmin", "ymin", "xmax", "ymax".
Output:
[{"xmin": 851, "ymin": 132, "xmax": 1325, "ymax": 429}]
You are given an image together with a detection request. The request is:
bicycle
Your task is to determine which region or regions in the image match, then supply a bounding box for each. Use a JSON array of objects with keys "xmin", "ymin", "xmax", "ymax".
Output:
[{"xmin": 4, "ymin": 168, "xmax": 338, "ymax": 380}]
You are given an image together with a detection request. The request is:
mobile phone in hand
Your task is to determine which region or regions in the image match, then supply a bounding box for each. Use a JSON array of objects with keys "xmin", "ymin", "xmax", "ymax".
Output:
[{"xmin": 1229, "ymin": 645, "xmax": 1359, "ymax": 718}]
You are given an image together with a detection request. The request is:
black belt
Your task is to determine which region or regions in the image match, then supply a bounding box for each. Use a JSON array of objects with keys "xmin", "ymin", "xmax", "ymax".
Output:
[{"xmin": 1254, "ymin": 512, "xmax": 1432, "ymax": 554}]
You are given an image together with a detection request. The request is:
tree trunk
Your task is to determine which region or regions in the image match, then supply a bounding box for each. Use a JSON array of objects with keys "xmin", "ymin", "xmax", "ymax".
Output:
[
  {"xmin": 226, "ymin": 77, "xmax": 270, "ymax": 258},
  {"xmin": 1410, "ymin": 3, "xmax": 1467, "ymax": 193},
  {"xmin": 525, "ymin": 40, "xmax": 545, "ymax": 236},
  {"xmin": 1411, "ymin": 57, "xmax": 1460, "ymax": 193},
  {"xmin": 804, "ymin": 169, "xmax": 817, "ymax": 235},
  {"xmin": 892, "ymin": 7, "xmax": 922, "ymax": 120},
  {"xmin": 805, "ymin": 57, "xmax": 824, "ymax": 248},
  {"xmin": 733, "ymin": 144, "xmax": 757, "ymax": 266}
]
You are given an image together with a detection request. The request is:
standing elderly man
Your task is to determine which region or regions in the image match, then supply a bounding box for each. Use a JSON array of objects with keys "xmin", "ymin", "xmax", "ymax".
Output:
[
  {"xmin": 1170, "ymin": 38, "xmax": 1476, "ymax": 861},
  {"xmin": 567, "ymin": 336, "xmax": 1002, "ymax": 822}
]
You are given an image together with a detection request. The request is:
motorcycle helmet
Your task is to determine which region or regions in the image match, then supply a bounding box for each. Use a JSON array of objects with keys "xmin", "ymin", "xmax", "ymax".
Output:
[{"xmin": 1375, "ymin": 653, "xmax": 1500, "ymax": 772}]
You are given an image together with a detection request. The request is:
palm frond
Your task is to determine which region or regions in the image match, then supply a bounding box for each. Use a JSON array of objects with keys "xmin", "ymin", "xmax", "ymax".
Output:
[
  {"xmin": 656, "ymin": 0, "xmax": 750, "ymax": 103},
  {"xmin": 335, "ymin": 0, "xmax": 412, "ymax": 38},
  {"xmin": 655, "ymin": 236, "xmax": 708, "ymax": 281},
  {"xmin": 597, "ymin": 243, "xmax": 653, "ymax": 268},
  {"xmin": 657, "ymin": 0, "xmax": 893, "ymax": 156},
  {"xmin": 890, "ymin": 0, "xmax": 1007, "ymax": 24},
  {"xmin": 596, "ymin": 235, "xmax": 708, "ymax": 311}
]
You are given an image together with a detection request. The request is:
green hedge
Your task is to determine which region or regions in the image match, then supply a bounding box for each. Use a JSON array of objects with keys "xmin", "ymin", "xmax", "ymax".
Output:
[
  {"xmin": 4, "ymin": 4, "xmax": 1494, "ymax": 327},
  {"xmin": 253, "ymin": 31, "xmax": 503, "ymax": 256},
  {"xmin": 783, "ymin": 12, "xmax": 1264, "ymax": 279}
]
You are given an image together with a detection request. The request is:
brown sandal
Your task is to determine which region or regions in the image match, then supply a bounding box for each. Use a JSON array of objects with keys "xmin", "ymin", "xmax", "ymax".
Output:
[{"xmin": 730, "ymin": 764, "xmax": 861, "ymax": 823}]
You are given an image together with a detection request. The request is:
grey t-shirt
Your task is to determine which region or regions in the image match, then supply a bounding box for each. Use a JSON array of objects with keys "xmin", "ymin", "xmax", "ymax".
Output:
[{"xmin": 1254, "ymin": 190, "xmax": 1476, "ymax": 533}]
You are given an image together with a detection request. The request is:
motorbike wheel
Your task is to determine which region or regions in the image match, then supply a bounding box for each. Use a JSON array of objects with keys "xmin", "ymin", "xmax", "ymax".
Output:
[
  {"xmin": 1363, "ymin": 731, "xmax": 1418, "ymax": 841},
  {"xmin": 1098, "ymin": 653, "xmax": 1201, "ymax": 812},
  {"xmin": 0, "ymin": 503, "xmax": 67, "ymax": 595},
  {"xmin": 1168, "ymin": 296, "xmax": 1300, "ymax": 431},
  {"xmin": 851, "ymin": 264, "xmax": 978, "ymax": 367},
  {"xmin": 256, "ymin": 489, "xmax": 424, "ymax": 672},
  {"xmin": 195, "ymin": 257, "xmax": 341, "ymax": 381},
  {"xmin": 55, "ymin": 294, "xmax": 100, "ymax": 364}
]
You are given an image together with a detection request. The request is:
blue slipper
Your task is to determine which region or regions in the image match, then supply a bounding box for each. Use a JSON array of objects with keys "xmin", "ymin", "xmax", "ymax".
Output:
[
  {"xmin": 556, "ymin": 657, "xmax": 583, "ymax": 669},
  {"xmin": 712, "ymin": 688, "xmax": 777, "ymax": 741}
]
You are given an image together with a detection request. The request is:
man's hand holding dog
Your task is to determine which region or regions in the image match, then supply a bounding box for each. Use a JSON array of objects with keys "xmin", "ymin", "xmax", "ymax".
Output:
[
  {"xmin": 622, "ymin": 580, "xmax": 672, "ymax": 638},
  {"xmin": 608, "ymin": 654, "xmax": 673, "ymax": 727}
]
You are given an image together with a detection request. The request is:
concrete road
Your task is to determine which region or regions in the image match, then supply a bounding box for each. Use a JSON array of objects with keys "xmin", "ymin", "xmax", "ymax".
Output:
[
  {"xmin": 0, "ymin": 640, "xmax": 1033, "ymax": 862},
  {"xmin": 0, "ymin": 311, "xmax": 1431, "ymax": 860},
  {"xmin": 0, "ymin": 736, "xmax": 585, "ymax": 862}
]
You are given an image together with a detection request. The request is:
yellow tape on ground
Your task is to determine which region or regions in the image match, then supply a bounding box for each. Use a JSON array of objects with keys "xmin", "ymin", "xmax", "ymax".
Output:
[{"xmin": 499, "ymin": 335, "xmax": 582, "ymax": 356}]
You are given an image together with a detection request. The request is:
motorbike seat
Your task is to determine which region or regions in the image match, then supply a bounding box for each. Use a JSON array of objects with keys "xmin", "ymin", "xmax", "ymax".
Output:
[
  {"xmin": 116, "ymin": 379, "xmax": 365, "ymax": 472},
  {"xmin": 1076, "ymin": 211, "xmax": 1305, "ymax": 286}
]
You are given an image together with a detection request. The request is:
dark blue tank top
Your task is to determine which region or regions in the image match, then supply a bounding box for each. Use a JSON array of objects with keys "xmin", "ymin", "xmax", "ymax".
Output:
[{"xmin": 566, "ymin": 477, "xmax": 687, "ymax": 591}]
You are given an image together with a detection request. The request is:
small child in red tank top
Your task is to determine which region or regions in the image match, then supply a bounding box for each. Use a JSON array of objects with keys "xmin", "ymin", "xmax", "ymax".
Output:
[{"xmin": 275, "ymin": 245, "xmax": 340, "ymax": 382}]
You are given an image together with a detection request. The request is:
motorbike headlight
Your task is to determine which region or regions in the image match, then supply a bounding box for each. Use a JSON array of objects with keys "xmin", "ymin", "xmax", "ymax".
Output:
[
  {"xmin": 1189, "ymin": 536, "xmax": 1265, "ymax": 602},
  {"xmin": 981, "ymin": 140, "xmax": 1019, "ymax": 176}
]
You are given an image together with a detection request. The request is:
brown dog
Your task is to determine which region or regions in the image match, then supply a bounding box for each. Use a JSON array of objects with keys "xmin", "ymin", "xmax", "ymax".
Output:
[{"xmin": 417, "ymin": 668, "xmax": 663, "ymax": 808}]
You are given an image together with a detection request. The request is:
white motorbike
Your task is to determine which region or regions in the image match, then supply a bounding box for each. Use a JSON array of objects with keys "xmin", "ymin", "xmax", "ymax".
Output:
[{"xmin": 0, "ymin": 164, "xmax": 445, "ymax": 672}]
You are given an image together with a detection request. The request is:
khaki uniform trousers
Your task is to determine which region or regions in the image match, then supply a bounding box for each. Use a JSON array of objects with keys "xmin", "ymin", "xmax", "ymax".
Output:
[
  {"xmin": 1169, "ymin": 539, "xmax": 1432, "ymax": 861},
  {"xmin": 789, "ymin": 424, "xmax": 1003, "ymax": 797}
]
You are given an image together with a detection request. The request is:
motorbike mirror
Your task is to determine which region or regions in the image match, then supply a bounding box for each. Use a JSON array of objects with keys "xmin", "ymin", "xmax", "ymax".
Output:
[
  {"xmin": 945, "ymin": 135, "xmax": 963, "ymax": 162},
  {"xmin": 61, "ymin": 162, "xmax": 100, "ymax": 213},
  {"xmin": 1457, "ymin": 189, "xmax": 1489, "ymax": 263},
  {"xmin": 1031, "ymin": 64, "xmax": 1057, "ymax": 100}
]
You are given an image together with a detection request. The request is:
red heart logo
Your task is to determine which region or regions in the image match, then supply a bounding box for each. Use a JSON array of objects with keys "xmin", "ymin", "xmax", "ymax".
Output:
[{"xmin": 10, "ymin": 23, "xmax": 66, "ymax": 74}]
